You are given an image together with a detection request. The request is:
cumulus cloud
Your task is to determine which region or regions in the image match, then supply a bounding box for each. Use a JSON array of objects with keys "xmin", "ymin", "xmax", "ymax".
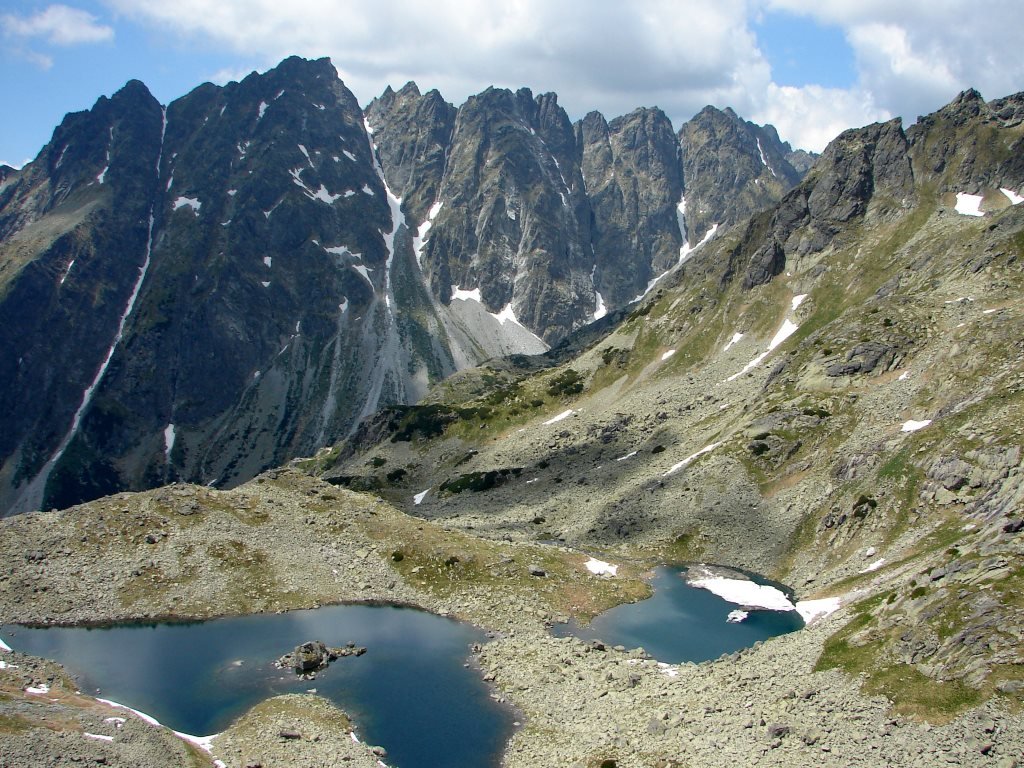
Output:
[
  {"xmin": 752, "ymin": 84, "xmax": 889, "ymax": 152},
  {"xmin": 765, "ymin": 0, "xmax": 1024, "ymax": 123},
  {"xmin": 3, "ymin": 4, "xmax": 114, "ymax": 45},
  {"xmin": 104, "ymin": 0, "xmax": 1024, "ymax": 152}
]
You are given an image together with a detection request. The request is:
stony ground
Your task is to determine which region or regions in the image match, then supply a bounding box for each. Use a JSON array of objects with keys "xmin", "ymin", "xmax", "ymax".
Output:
[{"xmin": 2, "ymin": 462, "xmax": 1023, "ymax": 767}]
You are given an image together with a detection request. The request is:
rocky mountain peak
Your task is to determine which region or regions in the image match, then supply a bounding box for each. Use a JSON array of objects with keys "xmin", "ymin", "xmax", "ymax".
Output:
[
  {"xmin": 364, "ymin": 78, "xmax": 456, "ymax": 224},
  {"xmin": 678, "ymin": 103, "xmax": 803, "ymax": 248},
  {"xmin": 907, "ymin": 89, "xmax": 1024, "ymax": 193},
  {"xmin": 0, "ymin": 55, "xmax": 815, "ymax": 513}
]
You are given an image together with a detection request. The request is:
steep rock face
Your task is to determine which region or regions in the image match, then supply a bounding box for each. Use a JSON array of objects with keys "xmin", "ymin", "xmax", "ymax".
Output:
[
  {"xmin": 0, "ymin": 57, "xmax": 461, "ymax": 514},
  {"xmin": 0, "ymin": 56, "xmax": 814, "ymax": 514},
  {"xmin": 678, "ymin": 106, "xmax": 803, "ymax": 246},
  {"xmin": 0, "ymin": 80, "xmax": 165, "ymax": 513},
  {"xmin": 363, "ymin": 82, "xmax": 456, "ymax": 225},
  {"xmin": 579, "ymin": 107, "xmax": 684, "ymax": 308},
  {"xmin": 419, "ymin": 87, "xmax": 594, "ymax": 342},
  {"xmin": 723, "ymin": 117, "xmax": 914, "ymax": 290},
  {"xmin": 908, "ymin": 89, "xmax": 1024, "ymax": 193}
]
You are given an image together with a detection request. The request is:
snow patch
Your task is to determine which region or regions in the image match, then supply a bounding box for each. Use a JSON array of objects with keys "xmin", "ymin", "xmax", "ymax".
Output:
[
  {"xmin": 490, "ymin": 302, "xmax": 529, "ymax": 329},
  {"xmin": 860, "ymin": 558, "xmax": 885, "ymax": 573},
  {"xmin": 676, "ymin": 194, "xmax": 687, "ymax": 244},
  {"xmin": 352, "ymin": 264, "xmax": 374, "ymax": 286},
  {"xmin": 227, "ymin": 189, "xmax": 237, "ymax": 196},
  {"xmin": 96, "ymin": 166, "xmax": 108, "ymax": 184},
  {"xmin": 173, "ymin": 196, "xmax": 201, "ymax": 213},
  {"xmin": 163, "ymin": 424, "xmax": 176, "ymax": 460},
  {"xmin": 727, "ymin": 319, "xmax": 799, "ymax": 381},
  {"xmin": 661, "ymin": 349, "xmax": 676, "ymax": 362},
  {"xmin": 413, "ymin": 489, "xmax": 430, "ymax": 505},
  {"xmin": 85, "ymin": 733, "xmax": 114, "ymax": 742},
  {"xmin": 726, "ymin": 609, "xmax": 749, "ymax": 623},
  {"xmin": 954, "ymin": 192, "xmax": 984, "ymax": 217},
  {"xmin": 309, "ymin": 185, "xmax": 341, "ymax": 204},
  {"xmin": 257, "ymin": 101, "xmax": 268, "ymax": 119},
  {"xmin": 297, "ymin": 144, "xmax": 313, "ymax": 166},
  {"xmin": 999, "ymin": 188, "xmax": 1024, "ymax": 205},
  {"xmin": 615, "ymin": 451, "xmax": 638, "ymax": 462},
  {"xmin": 361, "ymin": 184, "xmax": 374, "ymax": 196},
  {"xmin": 898, "ymin": 371, "xmax": 911, "ymax": 381},
  {"xmin": 585, "ymin": 558, "xmax": 618, "ymax": 577},
  {"xmin": 26, "ymin": 683, "xmax": 51, "ymax": 695},
  {"xmin": 686, "ymin": 570, "xmax": 795, "ymax": 611},
  {"xmin": 723, "ymin": 332, "xmax": 743, "ymax": 352},
  {"xmin": 289, "ymin": 168, "xmax": 341, "ymax": 204},
  {"xmin": 0, "ymin": 636, "xmax": 11, "ymax": 652},
  {"xmin": 593, "ymin": 291, "xmax": 607, "ymax": 321},
  {"xmin": 263, "ymin": 256, "xmax": 272, "ymax": 268},
  {"xmin": 543, "ymin": 409, "xmax": 575, "ymax": 425},
  {"xmin": 451, "ymin": 285, "xmax": 483, "ymax": 303},
  {"xmin": 97, "ymin": 699, "xmax": 160, "ymax": 726},
  {"xmin": 98, "ymin": 698, "xmax": 218, "ymax": 752},
  {"xmin": 412, "ymin": 202, "xmax": 441, "ymax": 267},
  {"xmin": 633, "ymin": 206, "xmax": 718, "ymax": 303},
  {"xmin": 795, "ymin": 597, "xmax": 841, "ymax": 624},
  {"xmin": 664, "ymin": 442, "xmax": 722, "ymax": 476},
  {"xmin": 343, "ymin": 150, "xmax": 357, "ymax": 162},
  {"xmin": 60, "ymin": 259, "xmax": 76, "ymax": 285},
  {"xmin": 901, "ymin": 419, "xmax": 932, "ymax": 432},
  {"xmin": 756, "ymin": 138, "xmax": 777, "ymax": 178},
  {"xmin": 658, "ymin": 662, "xmax": 679, "ymax": 678},
  {"xmin": 791, "ymin": 294, "xmax": 807, "ymax": 311}
]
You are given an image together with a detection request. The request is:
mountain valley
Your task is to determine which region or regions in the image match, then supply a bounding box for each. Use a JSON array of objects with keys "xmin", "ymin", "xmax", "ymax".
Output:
[{"xmin": 1, "ymin": 57, "xmax": 1023, "ymax": 767}]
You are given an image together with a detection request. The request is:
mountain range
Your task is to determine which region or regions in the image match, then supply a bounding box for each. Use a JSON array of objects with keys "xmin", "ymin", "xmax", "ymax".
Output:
[
  {"xmin": 1, "ymin": 54, "xmax": 1023, "ymax": 768},
  {"xmin": 0, "ymin": 55, "xmax": 810, "ymax": 515}
]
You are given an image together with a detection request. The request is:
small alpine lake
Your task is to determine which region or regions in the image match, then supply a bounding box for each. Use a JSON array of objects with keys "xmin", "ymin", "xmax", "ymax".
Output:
[
  {"xmin": 553, "ymin": 565, "xmax": 804, "ymax": 663},
  {"xmin": 1, "ymin": 566, "xmax": 807, "ymax": 767},
  {"xmin": 1, "ymin": 604, "xmax": 514, "ymax": 768}
]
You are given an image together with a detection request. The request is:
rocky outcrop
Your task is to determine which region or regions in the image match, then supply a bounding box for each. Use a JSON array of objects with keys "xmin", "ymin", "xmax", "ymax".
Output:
[
  {"xmin": 364, "ymin": 82, "xmax": 456, "ymax": 225},
  {"xmin": 678, "ymin": 106, "xmax": 803, "ymax": 245},
  {"xmin": 419, "ymin": 87, "xmax": 594, "ymax": 342},
  {"xmin": 717, "ymin": 117, "xmax": 914, "ymax": 291},
  {"xmin": 908, "ymin": 89, "xmax": 1024, "ymax": 194},
  {"xmin": 580, "ymin": 107, "xmax": 684, "ymax": 307},
  {"xmin": 278, "ymin": 640, "xmax": 366, "ymax": 674}
]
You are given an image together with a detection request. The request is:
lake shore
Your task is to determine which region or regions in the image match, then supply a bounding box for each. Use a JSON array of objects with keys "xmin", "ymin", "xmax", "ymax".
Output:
[{"xmin": 2, "ymin": 468, "xmax": 1022, "ymax": 767}]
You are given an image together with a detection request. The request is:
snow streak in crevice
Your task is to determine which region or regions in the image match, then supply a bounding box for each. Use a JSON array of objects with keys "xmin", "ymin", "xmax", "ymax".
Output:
[
  {"xmin": 12, "ymin": 108, "xmax": 168, "ymax": 514},
  {"xmin": 350, "ymin": 119, "xmax": 408, "ymax": 427}
]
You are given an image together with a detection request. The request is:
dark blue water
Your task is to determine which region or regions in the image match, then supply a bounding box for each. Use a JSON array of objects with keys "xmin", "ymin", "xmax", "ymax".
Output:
[
  {"xmin": 1, "ymin": 604, "xmax": 513, "ymax": 768},
  {"xmin": 553, "ymin": 566, "xmax": 804, "ymax": 663}
]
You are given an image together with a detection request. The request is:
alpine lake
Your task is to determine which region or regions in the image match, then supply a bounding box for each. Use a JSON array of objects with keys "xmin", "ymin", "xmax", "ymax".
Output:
[{"xmin": 2, "ymin": 567, "xmax": 802, "ymax": 767}]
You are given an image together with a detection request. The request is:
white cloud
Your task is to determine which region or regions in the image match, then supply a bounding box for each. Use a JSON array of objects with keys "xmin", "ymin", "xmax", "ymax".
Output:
[
  {"xmin": 753, "ymin": 83, "xmax": 890, "ymax": 153},
  {"xmin": 763, "ymin": 0, "xmax": 1024, "ymax": 124},
  {"xmin": 3, "ymin": 4, "xmax": 114, "ymax": 45},
  {"xmin": 101, "ymin": 0, "xmax": 1024, "ymax": 153}
]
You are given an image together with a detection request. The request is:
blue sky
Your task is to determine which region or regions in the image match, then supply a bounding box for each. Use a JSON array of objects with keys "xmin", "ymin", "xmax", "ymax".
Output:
[{"xmin": 2, "ymin": 1, "xmax": 1023, "ymax": 166}]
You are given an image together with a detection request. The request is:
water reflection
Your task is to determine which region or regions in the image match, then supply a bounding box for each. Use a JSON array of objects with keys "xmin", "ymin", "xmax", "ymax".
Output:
[
  {"xmin": 2, "ymin": 604, "xmax": 512, "ymax": 768},
  {"xmin": 554, "ymin": 566, "xmax": 803, "ymax": 663}
]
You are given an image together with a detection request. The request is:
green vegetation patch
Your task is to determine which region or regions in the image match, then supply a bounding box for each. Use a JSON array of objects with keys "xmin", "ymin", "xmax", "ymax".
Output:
[
  {"xmin": 439, "ymin": 468, "xmax": 523, "ymax": 495},
  {"xmin": 816, "ymin": 590, "xmax": 983, "ymax": 721}
]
